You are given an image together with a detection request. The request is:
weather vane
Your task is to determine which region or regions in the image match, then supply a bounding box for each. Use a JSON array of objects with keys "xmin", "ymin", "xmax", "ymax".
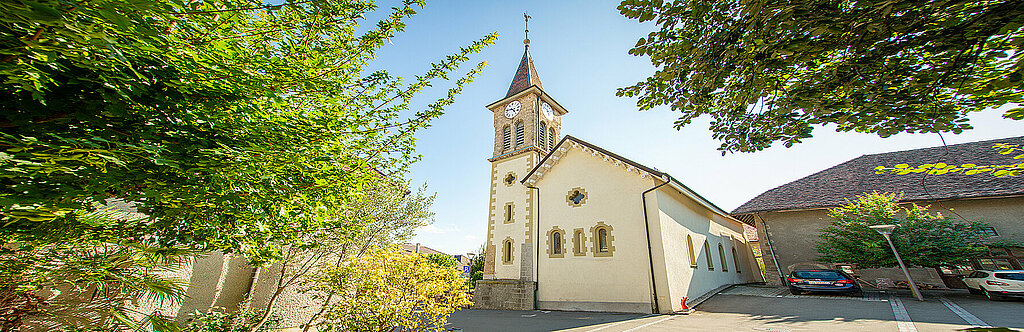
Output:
[{"xmin": 524, "ymin": 12, "xmax": 531, "ymax": 46}]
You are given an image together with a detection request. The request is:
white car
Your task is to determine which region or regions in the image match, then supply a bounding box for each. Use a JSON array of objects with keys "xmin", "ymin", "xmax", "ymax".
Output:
[{"xmin": 962, "ymin": 270, "xmax": 1024, "ymax": 300}]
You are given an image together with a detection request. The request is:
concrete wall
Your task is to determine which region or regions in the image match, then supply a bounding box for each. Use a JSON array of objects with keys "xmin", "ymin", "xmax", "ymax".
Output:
[
  {"xmin": 473, "ymin": 280, "xmax": 536, "ymax": 310},
  {"xmin": 532, "ymin": 147, "xmax": 660, "ymax": 313},
  {"xmin": 754, "ymin": 196, "xmax": 1024, "ymax": 287},
  {"xmin": 652, "ymin": 188, "xmax": 762, "ymax": 313}
]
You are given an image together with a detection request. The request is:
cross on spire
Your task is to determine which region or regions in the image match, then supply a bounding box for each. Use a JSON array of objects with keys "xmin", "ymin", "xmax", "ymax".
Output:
[{"xmin": 524, "ymin": 12, "xmax": 531, "ymax": 47}]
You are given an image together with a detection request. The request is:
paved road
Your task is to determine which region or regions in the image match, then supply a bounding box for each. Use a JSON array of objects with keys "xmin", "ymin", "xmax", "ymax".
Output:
[{"xmin": 447, "ymin": 287, "xmax": 1024, "ymax": 332}]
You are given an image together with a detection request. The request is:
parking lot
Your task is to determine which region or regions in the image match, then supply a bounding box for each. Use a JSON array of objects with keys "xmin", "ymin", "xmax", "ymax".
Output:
[{"xmin": 446, "ymin": 286, "xmax": 1024, "ymax": 331}]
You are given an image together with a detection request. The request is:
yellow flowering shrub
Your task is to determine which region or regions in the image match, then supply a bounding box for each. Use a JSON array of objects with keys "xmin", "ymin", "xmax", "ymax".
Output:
[{"xmin": 309, "ymin": 247, "xmax": 471, "ymax": 332}]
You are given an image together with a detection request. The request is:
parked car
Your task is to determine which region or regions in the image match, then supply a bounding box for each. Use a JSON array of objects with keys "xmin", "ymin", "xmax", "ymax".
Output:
[
  {"xmin": 786, "ymin": 269, "xmax": 862, "ymax": 296},
  {"xmin": 962, "ymin": 270, "xmax": 1024, "ymax": 301}
]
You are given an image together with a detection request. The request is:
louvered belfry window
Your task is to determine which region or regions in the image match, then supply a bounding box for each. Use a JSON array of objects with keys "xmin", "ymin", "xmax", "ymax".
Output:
[
  {"xmin": 539, "ymin": 122, "xmax": 547, "ymax": 150},
  {"xmin": 515, "ymin": 121, "xmax": 525, "ymax": 148},
  {"xmin": 502, "ymin": 125, "xmax": 511, "ymax": 152},
  {"xmin": 548, "ymin": 127, "xmax": 556, "ymax": 150}
]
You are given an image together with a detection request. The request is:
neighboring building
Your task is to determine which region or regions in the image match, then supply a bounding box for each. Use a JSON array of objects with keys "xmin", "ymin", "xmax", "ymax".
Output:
[
  {"xmin": 474, "ymin": 41, "xmax": 763, "ymax": 314},
  {"xmin": 732, "ymin": 136, "xmax": 1024, "ymax": 289},
  {"xmin": 399, "ymin": 242, "xmax": 444, "ymax": 255}
]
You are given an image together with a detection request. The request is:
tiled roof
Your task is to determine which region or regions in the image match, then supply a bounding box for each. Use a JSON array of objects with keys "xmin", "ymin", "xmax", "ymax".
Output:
[
  {"xmin": 505, "ymin": 47, "xmax": 543, "ymax": 98},
  {"xmin": 731, "ymin": 136, "xmax": 1024, "ymax": 215},
  {"xmin": 399, "ymin": 243, "xmax": 445, "ymax": 255}
]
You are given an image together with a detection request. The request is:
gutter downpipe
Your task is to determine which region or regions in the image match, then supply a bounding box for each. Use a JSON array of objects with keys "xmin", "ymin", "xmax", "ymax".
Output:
[
  {"xmin": 755, "ymin": 212, "xmax": 786, "ymax": 285},
  {"xmin": 641, "ymin": 175, "xmax": 671, "ymax": 314},
  {"xmin": 527, "ymin": 185, "xmax": 540, "ymax": 310}
]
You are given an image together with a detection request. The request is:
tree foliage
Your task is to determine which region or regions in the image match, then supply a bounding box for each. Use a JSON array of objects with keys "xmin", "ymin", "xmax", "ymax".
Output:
[
  {"xmin": 815, "ymin": 192, "xmax": 991, "ymax": 269},
  {"xmin": 618, "ymin": 0, "xmax": 1024, "ymax": 153},
  {"xmin": 308, "ymin": 247, "xmax": 471, "ymax": 332},
  {"xmin": 0, "ymin": 0, "xmax": 495, "ymax": 263},
  {"xmin": 0, "ymin": 209, "xmax": 189, "ymax": 331},
  {"xmin": 876, "ymin": 142, "xmax": 1024, "ymax": 177}
]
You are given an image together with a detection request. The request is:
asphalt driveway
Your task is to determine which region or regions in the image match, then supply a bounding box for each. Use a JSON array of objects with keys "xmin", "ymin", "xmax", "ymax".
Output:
[{"xmin": 446, "ymin": 286, "xmax": 1024, "ymax": 332}]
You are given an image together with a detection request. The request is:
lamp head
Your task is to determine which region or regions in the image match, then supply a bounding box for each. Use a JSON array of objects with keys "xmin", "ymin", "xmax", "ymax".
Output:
[{"xmin": 869, "ymin": 224, "xmax": 897, "ymax": 235}]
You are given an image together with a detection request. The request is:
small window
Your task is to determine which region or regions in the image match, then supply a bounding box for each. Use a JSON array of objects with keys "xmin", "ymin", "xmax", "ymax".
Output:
[
  {"xmin": 502, "ymin": 239, "xmax": 514, "ymax": 264},
  {"xmin": 515, "ymin": 121, "xmax": 525, "ymax": 148},
  {"xmin": 547, "ymin": 227, "xmax": 565, "ymax": 258},
  {"xmin": 704, "ymin": 241, "xmax": 714, "ymax": 270},
  {"xmin": 504, "ymin": 173, "xmax": 516, "ymax": 186},
  {"xmin": 687, "ymin": 235, "xmax": 696, "ymax": 267},
  {"xmin": 573, "ymin": 228, "xmax": 586, "ymax": 256},
  {"xmin": 566, "ymin": 187, "xmax": 588, "ymax": 207},
  {"xmin": 554, "ymin": 233, "xmax": 562, "ymax": 254},
  {"xmin": 549, "ymin": 127, "xmax": 556, "ymax": 150},
  {"xmin": 502, "ymin": 125, "xmax": 511, "ymax": 152},
  {"xmin": 979, "ymin": 227, "xmax": 999, "ymax": 237},
  {"xmin": 718, "ymin": 244, "xmax": 728, "ymax": 272},
  {"xmin": 504, "ymin": 202, "xmax": 514, "ymax": 224},
  {"xmin": 732, "ymin": 247, "xmax": 741, "ymax": 273},
  {"xmin": 591, "ymin": 222, "xmax": 614, "ymax": 257},
  {"xmin": 539, "ymin": 122, "xmax": 547, "ymax": 149}
]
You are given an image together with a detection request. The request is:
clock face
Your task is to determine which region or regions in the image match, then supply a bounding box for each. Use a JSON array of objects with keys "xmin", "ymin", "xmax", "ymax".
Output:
[
  {"xmin": 541, "ymin": 102, "xmax": 554, "ymax": 120},
  {"xmin": 504, "ymin": 100, "xmax": 522, "ymax": 118}
]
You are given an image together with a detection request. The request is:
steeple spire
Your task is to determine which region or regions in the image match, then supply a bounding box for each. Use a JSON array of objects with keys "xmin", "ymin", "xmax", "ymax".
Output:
[{"xmin": 505, "ymin": 13, "xmax": 542, "ymax": 98}]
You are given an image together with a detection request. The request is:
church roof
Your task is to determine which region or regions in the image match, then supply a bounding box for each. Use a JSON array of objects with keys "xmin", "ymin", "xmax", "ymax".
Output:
[
  {"xmin": 505, "ymin": 47, "xmax": 543, "ymax": 98},
  {"xmin": 522, "ymin": 135, "xmax": 739, "ymax": 222},
  {"xmin": 731, "ymin": 136, "xmax": 1024, "ymax": 215}
]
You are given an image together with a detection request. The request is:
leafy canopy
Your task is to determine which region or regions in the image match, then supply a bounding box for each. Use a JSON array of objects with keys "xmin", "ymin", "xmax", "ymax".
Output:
[
  {"xmin": 618, "ymin": 0, "xmax": 1024, "ymax": 153},
  {"xmin": 0, "ymin": 0, "xmax": 496, "ymax": 263},
  {"xmin": 308, "ymin": 247, "xmax": 471, "ymax": 332},
  {"xmin": 876, "ymin": 142, "xmax": 1024, "ymax": 177},
  {"xmin": 815, "ymin": 192, "xmax": 990, "ymax": 269}
]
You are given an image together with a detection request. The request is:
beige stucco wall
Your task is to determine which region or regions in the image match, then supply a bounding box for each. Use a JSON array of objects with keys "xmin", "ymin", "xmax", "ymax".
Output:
[
  {"xmin": 755, "ymin": 196, "xmax": 1024, "ymax": 287},
  {"xmin": 485, "ymin": 152, "xmax": 540, "ymax": 280},
  {"xmin": 533, "ymin": 147, "xmax": 658, "ymax": 313},
  {"xmin": 134, "ymin": 252, "xmax": 255, "ymax": 322},
  {"xmin": 651, "ymin": 188, "xmax": 762, "ymax": 313}
]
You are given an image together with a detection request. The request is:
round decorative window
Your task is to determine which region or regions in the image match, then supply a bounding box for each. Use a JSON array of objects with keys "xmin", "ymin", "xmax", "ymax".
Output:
[
  {"xmin": 566, "ymin": 187, "xmax": 588, "ymax": 207},
  {"xmin": 504, "ymin": 172, "xmax": 516, "ymax": 186}
]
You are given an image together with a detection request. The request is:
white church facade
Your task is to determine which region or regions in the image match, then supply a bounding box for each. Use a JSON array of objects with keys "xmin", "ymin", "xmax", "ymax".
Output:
[{"xmin": 472, "ymin": 43, "xmax": 764, "ymax": 314}]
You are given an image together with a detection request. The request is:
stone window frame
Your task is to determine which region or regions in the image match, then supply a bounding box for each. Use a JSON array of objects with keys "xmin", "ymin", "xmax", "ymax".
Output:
[
  {"xmin": 548, "ymin": 127, "xmax": 556, "ymax": 150},
  {"xmin": 566, "ymin": 187, "xmax": 588, "ymax": 207},
  {"xmin": 539, "ymin": 121, "xmax": 547, "ymax": 150},
  {"xmin": 732, "ymin": 247, "xmax": 741, "ymax": 273},
  {"xmin": 572, "ymin": 228, "xmax": 586, "ymax": 256},
  {"xmin": 503, "ymin": 172, "xmax": 516, "ymax": 187},
  {"xmin": 501, "ymin": 237, "xmax": 514, "ymax": 265},
  {"xmin": 546, "ymin": 227, "xmax": 566, "ymax": 258},
  {"xmin": 503, "ymin": 202, "xmax": 515, "ymax": 224},
  {"xmin": 686, "ymin": 234, "xmax": 697, "ymax": 268},
  {"xmin": 590, "ymin": 222, "xmax": 615, "ymax": 257},
  {"xmin": 704, "ymin": 240, "xmax": 714, "ymax": 270},
  {"xmin": 718, "ymin": 243, "xmax": 728, "ymax": 272}
]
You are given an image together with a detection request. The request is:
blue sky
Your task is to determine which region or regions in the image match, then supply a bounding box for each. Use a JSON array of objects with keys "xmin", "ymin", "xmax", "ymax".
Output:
[{"xmin": 363, "ymin": 1, "xmax": 1024, "ymax": 255}]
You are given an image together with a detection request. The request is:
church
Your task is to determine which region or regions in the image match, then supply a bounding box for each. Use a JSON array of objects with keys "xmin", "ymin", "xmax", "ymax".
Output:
[{"xmin": 472, "ymin": 36, "xmax": 764, "ymax": 314}]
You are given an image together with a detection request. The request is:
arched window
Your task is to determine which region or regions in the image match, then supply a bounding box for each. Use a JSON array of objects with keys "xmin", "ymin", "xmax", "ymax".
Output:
[
  {"xmin": 502, "ymin": 239, "xmax": 514, "ymax": 264},
  {"xmin": 514, "ymin": 121, "xmax": 525, "ymax": 148},
  {"xmin": 687, "ymin": 235, "xmax": 696, "ymax": 267},
  {"xmin": 501, "ymin": 125, "xmax": 511, "ymax": 152},
  {"xmin": 591, "ymin": 222, "xmax": 615, "ymax": 257},
  {"xmin": 503, "ymin": 202, "xmax": 514, "ymax": 224},
  {"xmin": 704, "ymin": 241, "xmax": 714, "ymax": 270},
  {"xmin": 718, "ymin": 243, "xmax": 728, "ymax": 272},
  {"xmin": 732, "ymin": 247, "xmax": 741, "ymax": 273},
  {"xmin": 547, "ymin": 227, "xmax": 565, "ymax": 258},
  {"xmin": 539, "ymin": 122, "xmax": 547, "ymax": 149},
  {"xmin": 548, "ymin": 127, "xmax": 556, "ymax": 150}
]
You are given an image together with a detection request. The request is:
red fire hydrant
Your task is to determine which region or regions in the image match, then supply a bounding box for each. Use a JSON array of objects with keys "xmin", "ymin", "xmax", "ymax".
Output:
[{"xmin": 680, "ymin": 297, "xmax": 689, "ymax": 311}]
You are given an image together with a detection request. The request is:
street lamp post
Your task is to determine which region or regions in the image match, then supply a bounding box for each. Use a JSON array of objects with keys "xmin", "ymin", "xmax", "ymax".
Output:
[{"xmin": 870, "ymin": 224, "xmax": 925, "ymax": 301}]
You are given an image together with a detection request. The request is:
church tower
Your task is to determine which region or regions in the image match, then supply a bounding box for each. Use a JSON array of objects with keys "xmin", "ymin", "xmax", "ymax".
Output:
[{"xmin": 476, "ymin": 14, "xmax": 568, "ymax": 310}]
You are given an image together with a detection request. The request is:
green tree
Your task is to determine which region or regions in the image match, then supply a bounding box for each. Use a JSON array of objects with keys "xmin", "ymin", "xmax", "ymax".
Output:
[
  {"xmin": 0, "ymin": 0, "xmax": 495, "ymax": 264},
  {"xmin": 424, "ymin": 253, "xmax": 457, "ymax": 268},
  {"xmin": 0, "ymin": 210, "xmax": 189, "ymax": 331},
  {"xmin": 815, "ymin": 192, "xmax": 991, "ymax": 269},
  {"xmin": 307, "ymin": 247, "xmax": 471, "ymax": 332},
  {"xmin": 468, "ymin": 244, "xmax": 484, "ymax": 287},
  {"xmin": 618, "ymin": 0, "xmax": 1024, "ymax": 153}
]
